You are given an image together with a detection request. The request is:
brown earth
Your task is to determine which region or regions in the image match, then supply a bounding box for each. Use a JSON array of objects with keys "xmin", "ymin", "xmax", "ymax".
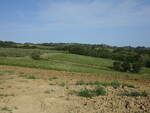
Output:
[{"xmin": 0, "ymin": 65, "xmax": 150, "ymax": 113}]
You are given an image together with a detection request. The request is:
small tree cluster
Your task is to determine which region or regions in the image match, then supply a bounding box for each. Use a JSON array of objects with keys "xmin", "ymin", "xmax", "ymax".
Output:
[
  {"xmin": 113, "ymin": 55, "xmax": 143, "ymax": 74},
  {"xmin": 144, "ymin": 57, "xmax": 150, "ymax": 68},
  {"xmin": 113, "ymin": 61, "xmax": 142, "ymax": 73},
  {"xmin": 145, "ymin": 61, "xmax": 150, "ymax": 68},
  {"xmin": 113, "ymin": 55, "xmax": 143, "ymax": 73},
  {"xmin": 30, "ymin": 51, "xmax": 41, "ymax": 60}
]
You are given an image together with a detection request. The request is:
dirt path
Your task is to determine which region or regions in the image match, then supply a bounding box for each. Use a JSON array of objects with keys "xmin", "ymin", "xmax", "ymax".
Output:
[{"xmin": 0, "ymin": 65, "xmax": 150, "ymax": 113}]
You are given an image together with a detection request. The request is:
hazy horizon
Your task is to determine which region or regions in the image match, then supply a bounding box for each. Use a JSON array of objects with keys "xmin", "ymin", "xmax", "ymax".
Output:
[{"xmin": 0, "ymin": 0, "xmax": 150, "ymax": 47}]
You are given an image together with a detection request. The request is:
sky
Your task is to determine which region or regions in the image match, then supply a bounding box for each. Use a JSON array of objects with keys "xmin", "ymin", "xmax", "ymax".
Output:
[{"xmin": 0, "ymin": 0, "xmax": 150, "ymax": 47}]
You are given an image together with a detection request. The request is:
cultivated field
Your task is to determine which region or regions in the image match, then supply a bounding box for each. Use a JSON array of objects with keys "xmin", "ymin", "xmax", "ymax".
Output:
[{"xmin": 0, "ymin": 66, "xmax": 150, "ymax": 113}]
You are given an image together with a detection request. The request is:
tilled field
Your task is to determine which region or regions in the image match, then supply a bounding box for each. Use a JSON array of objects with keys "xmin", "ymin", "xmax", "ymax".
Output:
[{"xmin": 0, "ymin": 66, "xmax": 150, "ymax": 113}]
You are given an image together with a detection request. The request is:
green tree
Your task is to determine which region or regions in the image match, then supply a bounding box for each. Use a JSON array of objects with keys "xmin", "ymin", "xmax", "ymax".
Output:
[
  {"xmin": 145, "ymin": 60, "xmax": 150, "ymax": 68},
  {"xmin": 131, "ymin": 63, "xmax": 142, "ymax": 73},
  {"xmin": 121, "ymin": 62, "xmax": 131, "ymax": 72},
  {"xmin": 113, "ymin": 61, "xmax": 122, "ymax": 71},
  {"xmin": 30, "ymin": 51, "xmax": 41, "ymax": 60}
]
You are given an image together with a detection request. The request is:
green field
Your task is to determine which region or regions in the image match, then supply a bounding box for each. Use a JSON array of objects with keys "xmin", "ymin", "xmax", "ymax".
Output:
[
  {"xmin": 0, "ymin": 48, "xmax": 59, "ymax": 57},
  {"xmin": 0, "ymin": 48, "xmax": 150, "ymax": 79}
]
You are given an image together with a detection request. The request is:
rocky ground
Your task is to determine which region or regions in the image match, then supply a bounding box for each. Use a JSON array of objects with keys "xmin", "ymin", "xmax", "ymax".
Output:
[{"xmin": 0, "ymin": 66, "xmax": 150, "ymax": 113}]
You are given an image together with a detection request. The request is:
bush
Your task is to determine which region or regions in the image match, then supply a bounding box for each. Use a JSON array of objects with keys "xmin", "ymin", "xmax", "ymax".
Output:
[
  {"xmin": 59, "ymin": 82, "xmax": 65, "ymax": 87},
  {"xmin": 131, "ymin": 63, "xmax": 142, "ymax": 73},
  {"xmin": 113, "ymin": 61, "xmax": 122, "ymax": 71},
  {"xmin": 20, "ymin": 73, "xmax": 37, "ymax": 79},
  {"xmin": 120, "ymin": 91, "xmax": 148, "ymax": 97},
  {"xmin": 121, "ymin": 62, "xmax": 131, "ymax": 72},
  {"xmin": 77, "ymin": 87, "xmax": 106, "ymax": 98},
  {"xmin": 113, "ymin": 61, "xmax": 142, "ymax": 73},
  {"xmin": 30, "ymin": 51, "xmax": 41, "ymax": 60},
  {"xmin": 94, "ymin": 87, "xmax": 106, "ymax": 96},
  {"xmin": 145, "ymin": 60, "xmax": 150, "ymax": 68},
  {"xmin": 77, "ymin": 88, "xmax": 93, "ymax": 98},
  {"xmin": 113, "ymin": 61, "xmax": 129, "ymax": 72},
  {"xmin": 75, "ymin": 81, "xmax": 135, "ymax": 88},
  {"xmin": 75, "ymin": 80, "xmax": 85, "ymax": 85},
  {"xmin": 110, "ymin": 81, "xmax": 121, "ymax": 88}
]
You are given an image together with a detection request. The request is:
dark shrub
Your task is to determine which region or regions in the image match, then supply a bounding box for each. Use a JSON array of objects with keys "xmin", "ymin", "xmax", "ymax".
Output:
[
  {"xmin": 145, "ymin": 60, "xmax": 150, "ymax": 68},
  {"xmin": 30, "ymin": 51, "xmax": 41, "ymax": 60},
  {"xmin": 113, "ymin": 61, "xmax": 122, "ymax": 71},
  {"xmin": 131, "ymin": 62, "xmax": 142, "ymax": 73},
  {"xmin": 77, "ymin": 87, "xmax": 106, "ymax": 98},
  {"xmin": 113, "ymin": 60, "xmax": 142, "ymax": 73},
  {"xmin": 120, "ymin": 91, "xmax": 148, "ymax": 97},
  {"xmin": 121, "ymin": 62, "xmax": 131, "ymax": 72}
]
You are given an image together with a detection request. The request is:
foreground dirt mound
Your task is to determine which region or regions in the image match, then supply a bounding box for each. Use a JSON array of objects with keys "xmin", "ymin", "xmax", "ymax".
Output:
[{"xmin": 0, "ymin": 66, "xmax": 150, "ymax": 113}]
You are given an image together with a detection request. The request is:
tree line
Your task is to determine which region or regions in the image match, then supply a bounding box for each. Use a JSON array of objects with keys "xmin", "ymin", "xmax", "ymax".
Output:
[{"xmin": 51, "ymin": 43, "xmax": 150, "ymax": 73}]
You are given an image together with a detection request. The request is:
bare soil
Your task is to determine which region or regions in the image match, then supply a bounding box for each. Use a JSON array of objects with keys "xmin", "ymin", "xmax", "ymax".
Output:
[{"xmin": 0, "ymin": 65, "xmax": 150, "ymax": 113}]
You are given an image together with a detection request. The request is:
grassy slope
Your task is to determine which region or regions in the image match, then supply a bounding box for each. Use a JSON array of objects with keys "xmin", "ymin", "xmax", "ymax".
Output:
[
  {"xmin": 44, "ymin": 53, "xmax": 150, "ymax": 78},
  {"xmin": 44, "ymin": 53, "xmax": 113, "ymax": 67},
  {"xmin": 0, "ymin": 48, "xmax": 150, "ymax": 79},
  {"xmin": 0, "ymin": 48, "xmax": 58, "ymax": 57}
]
